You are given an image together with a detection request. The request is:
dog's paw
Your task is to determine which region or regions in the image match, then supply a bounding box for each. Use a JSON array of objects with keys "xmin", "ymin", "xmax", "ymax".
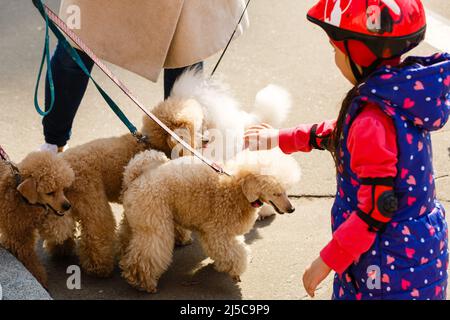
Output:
[
  {"xmin": 121, "ymin": 268, "xmax": 160, "ymax": 294},
  {"xmin": 134, "ymin": 284, "xmax": 158, "ymax": 294},
  {"xmin": 129, "ymin": 279, "xmax": 159, "ymax": 294},
  {"xmin": 147, "ymin": 287, "xmax": 158, "ymax": 294},
  {"xmin": 81, "ymin": 261, "xmax": 114, "ymax": 278}
]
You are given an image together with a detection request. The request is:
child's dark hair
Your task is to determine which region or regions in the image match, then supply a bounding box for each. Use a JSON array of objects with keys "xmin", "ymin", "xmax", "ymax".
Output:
[
  {"xmin": 328, "ymin": 58, "xmax": 421, "ymax": 165},
  {"xmin": 328, "ymin": 84, "xmax": 360, "ymax": 164}
]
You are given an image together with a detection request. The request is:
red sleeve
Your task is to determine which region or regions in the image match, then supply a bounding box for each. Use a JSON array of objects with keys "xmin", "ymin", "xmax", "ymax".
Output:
[
  {"xmin": 348, "ymin": 105, "xmax": 398, "ymax": 178},
  {"xmin": 320, "ymin": 214, "xmax": 377, "ymax": 274},
  {"xmin": 320, "ymin": 104, "xmax": 398, "ymax": 274},
  {"xmin": 278, "ymin": 120, "xmax": 336, "ymax": 154}
]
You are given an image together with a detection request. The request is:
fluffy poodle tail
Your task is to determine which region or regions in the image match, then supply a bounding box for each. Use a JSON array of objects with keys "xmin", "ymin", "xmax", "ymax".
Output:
[
  {"xmin": 171, "ymin": 68, "xmax": 291, "ymax": 129},
  {"xmin": 123, "ymin": 150, "xmax": 169, "ymax": 189},
  {"xmin": 170, "ymin": 68, "xmax": 243, "ymax": 131},
  {"xmin": 169, "ymin": 67, "xmax": 207, "ymax": 100},
  {"xmin": 170, "ymin": 67, "xmax": 232, "ymax": 106},
  {"xmin": 251, "ymin": 85, "xmax": 292, "ymax": 128}
]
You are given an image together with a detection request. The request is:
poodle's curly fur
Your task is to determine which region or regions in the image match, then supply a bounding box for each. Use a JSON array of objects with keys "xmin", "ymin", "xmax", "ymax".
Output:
[
  {"xmin": 33, "ymin": 70, "xmax": 289, "ymax": 280},
  {"xmin": 44, "ymin": 99, "xmax": 204, "ymax": 278},
  {"xmin": 171, "ymin": 69, "xmax": 293, "ymax": 220},
  {"xmin": 0, "ymin": 152, "xmax": 74, "ymax": 287},
  {"xmin": 119, "ymin": 150, "xmax": 300, "ymax": 293}
]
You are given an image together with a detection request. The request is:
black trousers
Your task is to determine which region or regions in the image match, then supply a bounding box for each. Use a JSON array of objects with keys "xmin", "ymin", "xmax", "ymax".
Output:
[{"xmin": 43, "ymin": 42, "xmax": 203, "ymax": 147}]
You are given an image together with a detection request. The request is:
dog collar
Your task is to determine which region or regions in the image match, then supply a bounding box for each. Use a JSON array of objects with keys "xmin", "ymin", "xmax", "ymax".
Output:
[{"xmin": 251, "ymin": 199, "xmax": 264, "ymax": 208}]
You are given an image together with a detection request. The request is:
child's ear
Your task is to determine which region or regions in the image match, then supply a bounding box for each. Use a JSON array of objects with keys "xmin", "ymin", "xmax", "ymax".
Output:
[
  {"xmin": 241, "ymin": 175, "xmax": 260, "ymax": 203},
  {"xmin": 17, "ymin": 177, "xmax": 38, "ymax": 204}
]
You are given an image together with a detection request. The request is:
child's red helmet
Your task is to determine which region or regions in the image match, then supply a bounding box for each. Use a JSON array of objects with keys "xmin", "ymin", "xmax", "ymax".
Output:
[{"xmin": 307, "ymin": 0, "xmax": 426, "ymax": 78}]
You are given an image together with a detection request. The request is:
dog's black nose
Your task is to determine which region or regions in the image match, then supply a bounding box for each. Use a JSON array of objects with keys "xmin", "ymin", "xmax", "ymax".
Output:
[
  {"xmin": 62, "ymin": 202, "xmax": 72, "ymax": 211},
  {"xmin": 287, "ymin": 207, "xmax": 295, "ymax": 214}
]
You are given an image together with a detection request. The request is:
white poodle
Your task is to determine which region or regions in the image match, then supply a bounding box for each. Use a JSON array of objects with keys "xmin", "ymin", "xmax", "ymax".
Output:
[{"xmin": 170, "ymin": 69, "xmax": 292, "ymax": 163}]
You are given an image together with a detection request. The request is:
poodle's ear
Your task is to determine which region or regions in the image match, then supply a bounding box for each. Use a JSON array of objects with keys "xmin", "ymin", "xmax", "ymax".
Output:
[
  {"xmin": 167, "ymin": 123, "xmax": 196, "ymax": 157},
  {"xmin": 166, "ymin": 135, "xmax": 178, "ymax": 150},
  {"xmin": 166, "ymin": 135, "xmax": 186, "ymax": 159},
  {"xmin": 240, "ymin": 175, "xmax": 260, "ymax": 203},
  {"xmin": 17, "ymin": 177, "xmax": 38, "ymax": 204},
  {"xmin": 176, "ymin": 122, "xmax": 196, "ymax": 148}
]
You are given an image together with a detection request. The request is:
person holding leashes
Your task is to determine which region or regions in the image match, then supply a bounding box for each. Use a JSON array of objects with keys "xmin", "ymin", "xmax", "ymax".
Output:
[{"xmin": 39, "ymin": 0, "xmax": 249, "ymax": 153}]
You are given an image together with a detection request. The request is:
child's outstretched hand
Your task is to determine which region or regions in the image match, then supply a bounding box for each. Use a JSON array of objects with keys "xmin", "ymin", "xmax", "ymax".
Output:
[
  {"xmin": 243, "ymin": 124, "xmax": 279, "ymax": 151},
  {"xmin": 302, "ymin": 257, "xmax": 332, "ymax": 298}
]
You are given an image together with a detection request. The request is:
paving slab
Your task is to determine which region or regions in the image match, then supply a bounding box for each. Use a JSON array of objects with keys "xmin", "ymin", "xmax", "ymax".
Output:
[
  {"xmin": 0, "ymin": 247, "xmax": 51, "ymax": 300},
  {"xmin": 37, "ymin": 199, "xmax": 450, "ymax": 300},
  {"xmin": 39, "ymin": 198, "xmax": 335, "ymax": 300}
]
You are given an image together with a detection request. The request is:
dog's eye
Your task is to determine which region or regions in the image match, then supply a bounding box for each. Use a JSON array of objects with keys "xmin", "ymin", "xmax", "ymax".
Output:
[{"xmin": 46, "ymin": 192, "xmax": 55, "ymax": 196}]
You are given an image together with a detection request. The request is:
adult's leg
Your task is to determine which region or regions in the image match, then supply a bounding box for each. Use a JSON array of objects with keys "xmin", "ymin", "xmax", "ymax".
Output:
[
  {"xmin": 43, "ymin": 42, "xmax": 94, "ymax": 147},
  {"xmin": 163, "ymin": 61, "xmax": 203, "ymax": 99}
]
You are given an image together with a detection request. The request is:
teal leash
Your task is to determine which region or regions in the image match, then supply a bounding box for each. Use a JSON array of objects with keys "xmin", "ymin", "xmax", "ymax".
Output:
[
  {"xmin": 34, "ymin": 2, "xmax": 54, "ymax": 116},
  {"xmin": 33, "ymin": 0, "xmax": 138, "ymax": 136},
  {"xmin": 32, "ymin": 0, "xmax": 229, "ymax": 175}
]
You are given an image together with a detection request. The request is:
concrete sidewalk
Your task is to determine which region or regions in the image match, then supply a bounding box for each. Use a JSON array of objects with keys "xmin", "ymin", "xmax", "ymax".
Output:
[
  {"xmin": 39, "ymin": 198, "xmax": 336, "ymax": 300},
  {"xmin": 0, "ymin": 0, "xmax": 449, "ymax": 299},
  {"xmin": 0, "ymin": 248, "xmax": 51, "ymax": 300}
]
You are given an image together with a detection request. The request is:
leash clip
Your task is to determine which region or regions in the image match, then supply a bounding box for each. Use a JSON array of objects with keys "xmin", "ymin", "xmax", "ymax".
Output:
[
  {"xmin": 132, "ymin": 131, "xmax": 149, "ymax": 145},
  {"xmin": 4, "ymin": 161, "xmax": 22, "ymax": 186},
  {"xmin": 211, "ymin": 162, "xmax": 231, "ymax": 176},
  {"xmin": 1, "ymin": 146, "xmax": 22, "ymax": 186}
]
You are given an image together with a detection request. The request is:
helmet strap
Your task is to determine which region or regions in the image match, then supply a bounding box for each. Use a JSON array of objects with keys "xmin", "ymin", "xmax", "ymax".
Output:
[
  {"xmin": 344, "ymin": 40, "xmax": 387, "ymax": 83},
  {"xmin": 344, "ymin": 40, "xmax": 364, "ymax": 83},
  {"xmin": 364, "ymin": 57, "xmax": 384, "ymax": 75}
]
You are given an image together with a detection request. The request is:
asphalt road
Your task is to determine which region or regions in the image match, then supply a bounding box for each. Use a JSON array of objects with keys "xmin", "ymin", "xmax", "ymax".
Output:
[{"xmin": 0, "ymin": 0, "xmax": 449, "ymax": 300}]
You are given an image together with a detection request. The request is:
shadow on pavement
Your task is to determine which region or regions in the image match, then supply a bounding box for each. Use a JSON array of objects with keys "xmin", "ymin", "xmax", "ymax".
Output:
[
  {"xmin": 245, "ymin": 215, "xmax": 276, "ymax": 245},
  {"xmin": 38, "ymin": 224, "xmax": 273, "ymax": 300}
]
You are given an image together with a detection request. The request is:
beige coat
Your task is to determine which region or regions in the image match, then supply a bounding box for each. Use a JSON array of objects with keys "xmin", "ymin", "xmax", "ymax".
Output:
[{"xmin": 59, "ymin": 0, "xmax": 249, "ymax": 82}]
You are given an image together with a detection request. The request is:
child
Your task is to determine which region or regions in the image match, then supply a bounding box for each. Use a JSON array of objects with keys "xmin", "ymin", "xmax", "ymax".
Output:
[{"xmin": 244, "ymin": 0, "xmax": 450, "ymax": 300}]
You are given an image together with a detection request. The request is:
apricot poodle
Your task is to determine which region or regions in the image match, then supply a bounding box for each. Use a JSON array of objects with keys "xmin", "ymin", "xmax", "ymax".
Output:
[
  {"xmin": 47, "ymin": 98, "xmax": 204, "ymax": 278},
  {"xmin": 44, "ymin": 68, "xmax": 289, "ymax": 278},
  {"xmin": 119, "ymin": 149, "xmax": 300, "ymax": 293},
  {"xmin": 0, "ymin": 151, "xmax": 74, "ymax": 287}
]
